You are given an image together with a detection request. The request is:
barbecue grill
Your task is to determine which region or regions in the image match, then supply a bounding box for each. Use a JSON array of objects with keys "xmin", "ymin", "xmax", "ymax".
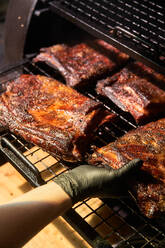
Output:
[{"xmin": 0, "ymin": 0, "xmax": 165, "ymax": 247}]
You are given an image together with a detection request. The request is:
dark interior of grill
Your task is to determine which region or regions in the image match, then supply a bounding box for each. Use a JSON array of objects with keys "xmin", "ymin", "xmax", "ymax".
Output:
[{"xmin": 0, "ymin": 1, "xmax": 165, "ymax": 247}]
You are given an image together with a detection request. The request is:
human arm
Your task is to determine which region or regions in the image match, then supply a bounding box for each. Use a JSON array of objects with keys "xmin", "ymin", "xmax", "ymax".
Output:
[
  {"xmin": 0, "ymin": 159, "xmax": 142, "ymax": 248},
  {"xmin": 0, "ymin": 182, "xmax": 72, "ymax": 248}
]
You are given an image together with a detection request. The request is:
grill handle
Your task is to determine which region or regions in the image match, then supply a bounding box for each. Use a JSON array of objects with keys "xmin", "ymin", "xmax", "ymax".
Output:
[{"xmin": 0, "ymin": 136, "xmax": 45, "ymax": 187}]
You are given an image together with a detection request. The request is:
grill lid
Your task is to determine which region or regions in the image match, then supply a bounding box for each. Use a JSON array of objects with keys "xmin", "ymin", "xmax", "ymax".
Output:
[{"xmin": 50, "ymin": 0, "xmax": 165, "ymax": 74}]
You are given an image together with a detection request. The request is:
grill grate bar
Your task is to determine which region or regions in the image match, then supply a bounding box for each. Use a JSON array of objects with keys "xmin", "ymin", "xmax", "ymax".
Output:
[
  {"xmin": 74, "ymin": 200, "xmax": 132, "ymax": 245},
  {"xmin": 0, "ymin": 60, "xmax": 165, "ymax": 247},
  {"xmin": 120, "ymin": 197, "xmax": 165, "ymax": 236},
  {"xmin": 50, "ymin": 0, "xmax": 165, "ymax": 74},
  {"xmin": 103, "ymin": 199, "xmax": 165, "ymax": 247}
]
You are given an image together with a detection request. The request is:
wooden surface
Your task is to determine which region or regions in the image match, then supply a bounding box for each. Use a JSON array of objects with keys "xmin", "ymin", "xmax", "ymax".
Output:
[{"xmin": 0, "ymin": 161, "xmax": 91, "ymax": 248}]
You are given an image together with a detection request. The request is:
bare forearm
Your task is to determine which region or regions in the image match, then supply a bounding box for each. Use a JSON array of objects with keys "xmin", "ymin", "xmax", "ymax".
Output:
[{"xmin": 0, "ymin": 182, "xmax": 72, "ymax": 248}]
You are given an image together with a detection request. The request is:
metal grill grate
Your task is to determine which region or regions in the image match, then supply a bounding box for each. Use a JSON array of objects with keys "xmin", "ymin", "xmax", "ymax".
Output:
[
  {"xmin": 49, "ymin": 0, "xmax": 165, "ymax": 75},
  {"xmin": 0, "ymin": 60, "xmax": 165, "ymax": 247}
]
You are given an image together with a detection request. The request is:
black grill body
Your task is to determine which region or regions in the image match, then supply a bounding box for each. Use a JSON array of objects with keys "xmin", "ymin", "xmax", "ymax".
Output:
[
  {"xmin": 0, "ymin": 1, "xmax": 165, "ymax": 247},
  {"xmin": 3, "ymin": 0, "xmax": 165, "ymax": 74}
]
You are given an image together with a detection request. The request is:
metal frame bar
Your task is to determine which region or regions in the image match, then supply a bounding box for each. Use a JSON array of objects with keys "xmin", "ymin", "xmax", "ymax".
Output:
[
  {"xmin": 0, "ymin": 136, "xmax": 45, "ymax": 187},
  {"xmin": 4, "ymin": 0, "xmax": 38, "ymax": 66}
]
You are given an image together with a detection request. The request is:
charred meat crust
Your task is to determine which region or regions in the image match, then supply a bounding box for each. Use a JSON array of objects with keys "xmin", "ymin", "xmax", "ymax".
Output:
[
  {"xmin": 0, "ymin": 74, "xmax": 115, "ymax": 162},
  {"xmin": 96, "ymin": 62, "xmax": 165, "ymax": 124},
  {"xmin": 33, "ymin": 41, "xmax": 129, "ymax": 88},
  {"xmin": 132, "ymin": 179, "xmax": 165, "ymax": 219},
  {"xmin": 89, "ymin": 118, "xmax": 165, "ymax": 182},
  {"xmin": 89, "ymin": 118, "xmax": 165, "ymax": 218}
]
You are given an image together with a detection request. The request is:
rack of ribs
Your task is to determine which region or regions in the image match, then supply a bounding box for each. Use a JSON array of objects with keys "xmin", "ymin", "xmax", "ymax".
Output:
[
  {"xmin": 88, "ymin": 118, "xmax": 165, "ymax": 218},
  {"xmin": 33, "ymin": 40, "xmax": 129, "ymax": 88},
  {"xmin": 0, "ymin": 74, "xmax": 115, "ymax": 163},
  {"xmin": 96, "ymin": 62, "xmax": 165, "ymax": 124}
]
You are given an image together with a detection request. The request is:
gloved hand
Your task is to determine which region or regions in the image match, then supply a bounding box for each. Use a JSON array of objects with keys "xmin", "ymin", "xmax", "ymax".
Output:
[{"xmin": 54, "ymin": 159, "xmax": 142, "ymax": 204}]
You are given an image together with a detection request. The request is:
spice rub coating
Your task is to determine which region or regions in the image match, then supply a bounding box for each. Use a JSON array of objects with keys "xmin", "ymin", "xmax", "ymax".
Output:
[
  {"xmin": 33, "ymin": 41, "xmax": 129, "ymax": 88},
  {"xmin": 0, "ymin": 74, "xmax": 115, "ymax": 162},
  {"xmin": 96, "ymin": 62, "xmax": 165, "ymax": 123},
  {"xmin": 89, "ymin": 118, "xmax": 165, "ymax": 218},
  {"xmin": 133, "ymin": 179, "xmax": 165, "ymax": 218}
]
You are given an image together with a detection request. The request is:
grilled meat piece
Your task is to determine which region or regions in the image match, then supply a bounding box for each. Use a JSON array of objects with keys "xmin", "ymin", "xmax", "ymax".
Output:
[
  {"xmin": 89, "ymin": 118, "xmax": 165, "ymax": 182},
  {"xmin": 133, "ymin": 179, "xmax": 165, "ymax": 219},
  {"xmin": 33, "ymin": 41, "xmax": 129, "ymax": 88},
  {"xmin": 96, "ymin": 62, "xmax": 165, "ymax": 123},
  {"xmin": 0, "ymin": 75, "xmax": 115, "ymax": 162},
  {"xmin": 94, "ymin": 39, "xmax": 129, "ymax": 67},
  {"xmin": 89, "ymin": 118, "xmax": 165, "ymax": 218}
]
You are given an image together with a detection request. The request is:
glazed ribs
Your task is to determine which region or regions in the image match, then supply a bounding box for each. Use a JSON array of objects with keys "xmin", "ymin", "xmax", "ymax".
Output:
[
  {"xmin": 89, "ymin": 118, "xmax": 165, "ymax": 218},
  {"xmin": 33, "ymin": 40, "xmax": 129, "ymax": 88},
  {"xmin": 96, "ymin": 62, "xmax": 165, "ymax": 123},
  {"xmin": 0, "ymin": 74, "xmax": 115, "ymax": 162}
]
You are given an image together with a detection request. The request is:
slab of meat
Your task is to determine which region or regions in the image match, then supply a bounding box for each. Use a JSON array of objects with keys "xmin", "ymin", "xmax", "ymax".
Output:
[
  {"xmin": 33, "ymin": 40, "xmax": 129, "ymax": 88},
  {"xmin": 0, "ymin": 74, "xmax": 115, "ymax": 162},
  {"xmin": 96, "ymin": 62, "xmax": 165, "ymax": 124},
  {"xmin": 132, "ymin": 179, "xmax": 165, "ymax": 219},
  {"xmin": 88, "ymin": 118, "xmax": 165, "ymax": 218}
]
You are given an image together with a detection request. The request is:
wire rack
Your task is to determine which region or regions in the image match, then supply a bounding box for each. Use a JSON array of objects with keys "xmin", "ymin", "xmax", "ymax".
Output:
[
  {"xmin": 0, "ymin": 61, "xmax": 165, "ymax": 248},
  {"xmin": 49, "ymin": 0, "xmax": 165, "ymax": 75}
]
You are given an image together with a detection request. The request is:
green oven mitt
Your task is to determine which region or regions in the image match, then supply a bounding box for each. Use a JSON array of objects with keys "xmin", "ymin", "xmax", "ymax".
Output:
[{"xmin": 54, "ymin": 159, "xmax": 142, "ymax": 204}]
